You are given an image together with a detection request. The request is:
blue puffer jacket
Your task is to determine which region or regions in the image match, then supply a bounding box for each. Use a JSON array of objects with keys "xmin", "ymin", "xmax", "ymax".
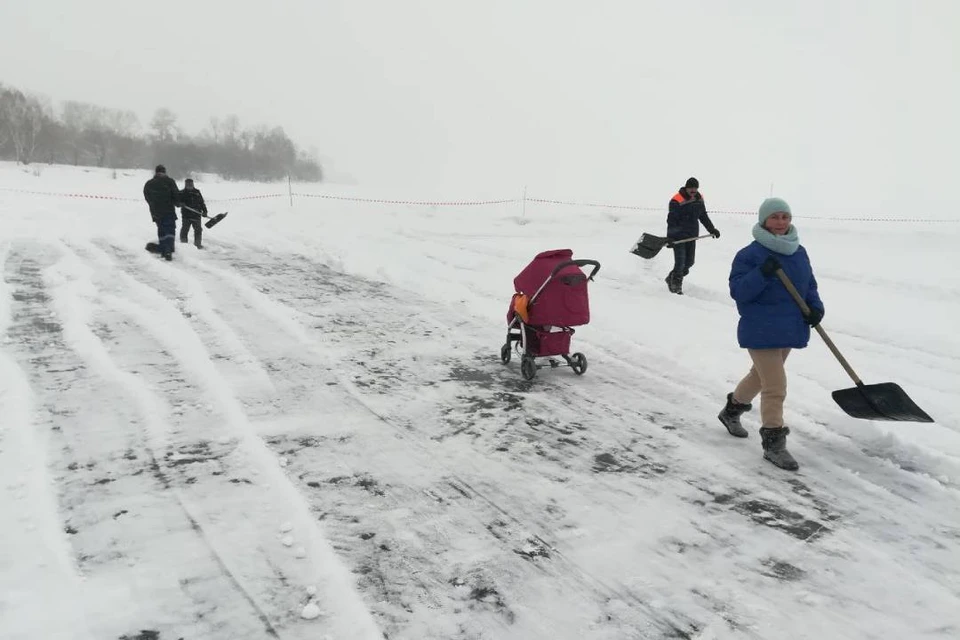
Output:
[{"xmin": 730, "ymin": 241, "xmax": 824, "ymax": 349}]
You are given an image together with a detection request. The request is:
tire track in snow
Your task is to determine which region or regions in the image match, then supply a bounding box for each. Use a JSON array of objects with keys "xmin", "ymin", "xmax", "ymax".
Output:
[
  {"xmin": 178, "ymin": 247, "xmax": 715, "ymax": 639},
  {"xmin": 6, "ymin": 243, "xmax": 267, "ymax": 637},
  {"xmin": 0, "ymin": 243, "xmax": 96, "ymax": 640},
  {"xmin": 21, "ymin": 240, "xmax": 294, "ymax": 639},
  {"xmin": 180, "ymin": 255, "xmax": 614, "ymax": 637},
  {"xmin": 91, "ymin": 239, "xmax": 278, "ymax": 402},
  {"xmin": 60, "ymin": 239, "xmax": 383, "ymax": 640}
]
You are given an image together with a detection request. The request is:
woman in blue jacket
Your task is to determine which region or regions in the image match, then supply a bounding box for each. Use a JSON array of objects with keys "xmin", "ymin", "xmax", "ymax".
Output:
[{"xmin": 717, "ymin": 197, "xmax": 824, "ymax": 470}]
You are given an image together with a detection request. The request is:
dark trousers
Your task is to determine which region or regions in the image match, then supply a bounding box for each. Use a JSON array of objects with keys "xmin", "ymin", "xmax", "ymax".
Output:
[
  {"xmin": 155, "ymin": 215, "xmax": 177, "ymax": 254},
  {"xmin": 670, "ymin": 242, "xmax": 696, "ymax": 278},
  {"xmin": 180, "ymin": 216, "xmax": 202, "ymax": 246}
]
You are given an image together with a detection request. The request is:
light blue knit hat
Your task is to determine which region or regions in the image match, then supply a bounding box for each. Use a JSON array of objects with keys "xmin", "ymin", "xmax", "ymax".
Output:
[{"xmin": 758, "ymin": 197, "xmax": 792, "ymax": 224}]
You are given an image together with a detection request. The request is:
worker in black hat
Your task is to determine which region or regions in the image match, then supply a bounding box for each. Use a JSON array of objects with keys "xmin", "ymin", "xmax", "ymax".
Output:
[
  {"xmin": 664, "ymin": 177, "xmax": 720, "ymax": 294},
  {"xmin": 179, "ymin": 178, "xmax": 207, "ymax": 249},
  {"xmin": 143, "ymin": 164, "xmax": 181, "ymax": 260}
]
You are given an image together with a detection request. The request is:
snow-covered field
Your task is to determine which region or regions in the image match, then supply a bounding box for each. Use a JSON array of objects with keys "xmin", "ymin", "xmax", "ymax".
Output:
[{"xmin": 2, "ymin": 162, "xmax": 958, "ymax": 640}]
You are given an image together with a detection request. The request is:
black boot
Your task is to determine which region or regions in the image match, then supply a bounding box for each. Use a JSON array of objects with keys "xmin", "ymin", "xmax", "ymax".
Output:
[
  {"xmin": 718, "ymin": 392, "xmax": 751, "ymax": 438},
  {"xmin": 674, "ymin": 273, "xmax": 684, "ymax": 295},
  {"xmin": 665, "ymin": 272, "xmax": 679, "ymax": 294},
  {"xmin": 759, "ymin": 426, "xmax": 799, "ymax": 471}
]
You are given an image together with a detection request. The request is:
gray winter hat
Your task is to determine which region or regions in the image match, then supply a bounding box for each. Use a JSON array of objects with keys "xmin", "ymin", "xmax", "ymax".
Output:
[{"xmin": 758, "ymin": 197, "xmax": 791, "ymax": 224}]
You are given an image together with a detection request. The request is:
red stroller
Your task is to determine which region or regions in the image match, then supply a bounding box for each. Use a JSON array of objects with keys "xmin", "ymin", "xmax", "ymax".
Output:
[{"xmin": 501, "ymin": 249, "xmax": 601, "ymax": 380}]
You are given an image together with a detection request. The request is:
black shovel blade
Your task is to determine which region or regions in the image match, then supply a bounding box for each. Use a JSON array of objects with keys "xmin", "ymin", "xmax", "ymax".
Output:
[
  {"xmin": 205, "ymin": 212, "xmax": 228, "ymax": 229},
  {"xmin": 832, "ymin": 382, "xmax": 934, "ymax": 423},
  {"xmin": 630, "ymin": 233, "xmax": 668, "ymax": 259}
]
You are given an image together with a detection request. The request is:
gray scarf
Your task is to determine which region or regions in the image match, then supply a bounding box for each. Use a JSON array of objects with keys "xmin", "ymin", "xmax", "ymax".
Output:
[{"xmin": 752, "ymin": 223, "xmax": 799, "ymax": 256}]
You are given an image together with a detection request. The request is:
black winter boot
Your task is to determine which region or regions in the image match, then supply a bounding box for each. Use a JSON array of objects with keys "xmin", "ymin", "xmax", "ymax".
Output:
[
  {"xmin": 665, "ymin": 272, "xmax": 679, "ymax": 294},
  {"xmin": 759, "ymin": 426, "xmax": 799, "ymax": 471},
  {"xmin": 674, "ymin": 273, "xmax": 684, "ymax": 295},
  {"xmin": 718, "ymin": 392, "xmax": 751, "ymax": 438}
]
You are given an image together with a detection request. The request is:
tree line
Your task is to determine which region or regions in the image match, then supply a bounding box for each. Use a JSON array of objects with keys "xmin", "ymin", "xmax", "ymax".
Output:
[{"xmin": 0, "ymin": 82, "xmax": 322, "ymax": 182}]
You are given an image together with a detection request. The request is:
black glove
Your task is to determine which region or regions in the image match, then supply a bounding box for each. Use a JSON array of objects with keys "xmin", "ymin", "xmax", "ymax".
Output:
[
  {"xmin": 710, "ymin": 228, "xmax": 720, "ymax": 238},
  {"xmin": 803, "ymin": 307, "xmax": 824, "ymax": 327},
  {"xmin": 760, "ymin": 255, "xmax": 781, "ymax": 277}
]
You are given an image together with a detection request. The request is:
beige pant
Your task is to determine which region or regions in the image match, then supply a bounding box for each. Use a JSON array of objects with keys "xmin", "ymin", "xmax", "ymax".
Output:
[{"xmin": 733, "ymin": 348, "xmax": 791, "ymax": 427}]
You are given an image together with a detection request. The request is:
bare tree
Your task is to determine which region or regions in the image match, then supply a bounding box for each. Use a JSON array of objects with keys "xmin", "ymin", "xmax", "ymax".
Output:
[
  {"xmin": 0, "ymin": 84, "xmax": 11, "ymax": 151},
  {"xmin": 62, "ymin": 101, "xmax": 95, "ymax": 164},
  {"xmin": 62, "ymin": 101, "xmax": 107, "ymax": 165},
  {"xmin": 109, "ymin": 109, "xmax": 140, "ymax": 137},
  {"xmin": 84, "ymin": 106, "xmax": 108, "ymax": 166},
  {"xmin": 221, "ymin": 114, "xmax": 241, "ymax": 145},
  {"xmin": 1, "ymin": 88, "xmax": 46, "ymax": 164},
  {"xmin": 149, "ymin": 107, "xmax": 178, "ymax": 143},
  {"xmin": 207, "ymin": 116, "xmax": 221, "ymax": 143},
  {"xmin": 18, "ymin": 99, "xmax": 44, "ymax": 164}
]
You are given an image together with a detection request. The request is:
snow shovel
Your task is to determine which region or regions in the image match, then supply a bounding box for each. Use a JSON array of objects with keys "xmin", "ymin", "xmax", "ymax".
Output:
[
  {"xmin": 182, "ymin": 205, "xmax": 229, "ymax": 229},
  {"xmin": 775, "ymin": 269, "xmax": 934, "ymax": 423},
  {"xmin": 204, "ymin": 212, "xmax": 228, "ymax": 229},
  {"xmin": 630, "ymin": 233, "xmax": 713, "ymax": 259}
]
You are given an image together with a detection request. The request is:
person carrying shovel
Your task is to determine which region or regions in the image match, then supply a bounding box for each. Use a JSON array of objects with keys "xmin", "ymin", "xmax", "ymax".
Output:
[
  {"xmin": 665, "ymin": 177, "xmax": 720, "ymax": 294},
  {"xmin": 717, "ymin": 197, "xmax": 824, "ymax": 470},
  {"xmin": 179, "ymin": 178, "xmax": 208, "ymax": 249}
]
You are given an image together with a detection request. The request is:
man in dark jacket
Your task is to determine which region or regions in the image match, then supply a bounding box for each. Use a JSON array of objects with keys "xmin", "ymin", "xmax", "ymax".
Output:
[
  {"xmin": 665, "ymin": 177, "xmax": 720, "ymax": 294},
  {"xmin": 179, "ymin": 178, "xmax": 207, "ymax": 248},
  {"xmin": 143, "ymin": 164, "xmax": 180, "ymax": 260}
]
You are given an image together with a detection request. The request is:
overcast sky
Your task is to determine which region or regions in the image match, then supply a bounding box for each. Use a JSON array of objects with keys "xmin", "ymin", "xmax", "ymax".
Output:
[{"xmin": 1, "ymin": 0, "xmax": 958, "ymax": 215}]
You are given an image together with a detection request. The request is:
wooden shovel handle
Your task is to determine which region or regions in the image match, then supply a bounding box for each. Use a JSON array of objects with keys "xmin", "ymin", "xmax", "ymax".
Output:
[{"xmin": 773, "ymin": 269, "xmax": 863, "ymax": 386}]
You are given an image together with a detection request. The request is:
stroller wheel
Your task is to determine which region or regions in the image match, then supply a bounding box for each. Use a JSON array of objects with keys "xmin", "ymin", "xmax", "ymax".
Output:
[
  {"xmin": 570, "ymin": 352, "xmax": 587, "ymax": 375},
  {"xmin": 521, "ymin": 355, "xmax": 537, "ymax": 381},
  {"xmin": 500, "ymin": 343, "xmax": 512, "ymax": 365}
]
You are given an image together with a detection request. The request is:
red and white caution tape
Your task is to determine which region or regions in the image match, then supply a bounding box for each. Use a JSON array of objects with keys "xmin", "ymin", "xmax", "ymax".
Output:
[
  {"xmin": 206, "ymin": 194, "xmax": 285, "ymax": 203},
  {"xmin": 293, "ymin": 192, "xmax": 518, "ymax": 206},
  {"xmin": 0, "ymin": 187, "xmax": 140, "ymax": 202},
  {"xmin": 2, "ymin": 186, "xmax": 956, "ymax": 223},
  {"xmin": 526, "ymin": 197, "xmax": 955, "ymax": 222},
  {"xmin": 526, "ymin": 197, "xmax": 661, "ymax": 212}
]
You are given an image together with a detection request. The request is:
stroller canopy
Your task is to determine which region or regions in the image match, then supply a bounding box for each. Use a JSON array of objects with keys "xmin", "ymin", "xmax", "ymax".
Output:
[{"xmin": 514, "ymin": 249, "xmax": 591, "ymax": 327}]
